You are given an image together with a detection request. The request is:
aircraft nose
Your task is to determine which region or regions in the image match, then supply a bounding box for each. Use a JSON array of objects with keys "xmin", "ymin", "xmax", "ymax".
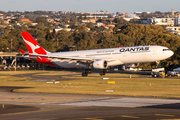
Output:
[{"xmin": 170, "ymin": 50, "xmax": 174, "ymax": 56}]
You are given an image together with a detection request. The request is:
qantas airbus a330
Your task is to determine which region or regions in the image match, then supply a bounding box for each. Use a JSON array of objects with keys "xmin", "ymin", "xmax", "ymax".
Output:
[{"xmin": 19, "ymin": 31, "xmax": 174, "ymax": 76}]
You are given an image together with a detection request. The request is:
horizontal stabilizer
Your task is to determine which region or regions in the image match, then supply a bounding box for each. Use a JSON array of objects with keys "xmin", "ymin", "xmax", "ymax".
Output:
[{"xmin": 18, "ymin": 49, "xmax": 27, "ymax": 54}]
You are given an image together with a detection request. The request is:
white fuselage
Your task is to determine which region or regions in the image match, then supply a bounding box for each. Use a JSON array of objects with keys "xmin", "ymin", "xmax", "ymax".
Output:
[{"xmin": 47, "ymin": 45, "xmax": 174, "ymax": 68}]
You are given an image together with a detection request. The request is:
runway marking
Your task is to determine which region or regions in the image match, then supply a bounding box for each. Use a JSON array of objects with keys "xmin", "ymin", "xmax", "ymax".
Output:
[
  {"xmin": 155, "ymin": 114, "xmax": 174, "ymax": 117},
  {"xmin": 121, "ymin": 115, "xmax": 139, "ymax": 118}
]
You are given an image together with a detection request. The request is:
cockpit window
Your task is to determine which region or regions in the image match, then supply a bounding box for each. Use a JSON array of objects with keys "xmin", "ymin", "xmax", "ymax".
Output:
[{"xmin": 163, "ymin": 49, "xmax": 170, "ymax": 51}]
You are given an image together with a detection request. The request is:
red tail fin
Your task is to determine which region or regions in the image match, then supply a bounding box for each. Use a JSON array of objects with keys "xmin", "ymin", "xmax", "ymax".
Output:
[
  {"xmin": 18, "ymin": 49, "xmax": 27, "ymax": 54},
  {"xmin": 21, "ymin": 31, "xmax": 48, "ymax": 55}
]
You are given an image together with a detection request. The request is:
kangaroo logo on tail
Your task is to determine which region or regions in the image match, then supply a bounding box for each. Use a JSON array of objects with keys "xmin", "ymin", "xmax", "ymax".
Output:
[
  {"xmin": 21, "ymin": 31, "xmax": 48, "ymax": 55},
  {"xmin": 23, "ymin": 39, "xmax": 40, "ymax": 54}
]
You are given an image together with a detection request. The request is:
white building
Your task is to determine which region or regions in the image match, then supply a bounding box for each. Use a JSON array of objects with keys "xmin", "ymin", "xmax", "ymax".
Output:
[
  {"xmin": 53, "ymin": 27, "xmax": 72, "ymax": 33},
  {"xmin": 0, "ymin": 13, "xmax": 4, "ymax": 19},
  {"xmin": 148, "ymin": 18, "xmax": 174, "ymax": 26},
  {"xmin": 136, "ymin": 17, "xmax": 180, "ymax": 26},
  {"xmin": 116, "ymin": 12, "xmax": 140, "ymax": 21},
  {"xmin": 76, "ymin": 12, "xmax": 110, "ymax": 19},
  {"xmin": 95, "ymin": 22, "xmax": 104, "ymax": 27},
  {"xmin": 166, "ymin": 26, "xmax": 180, "ymax": 35},
  {"xmin": 135, "ymin": 19, "xmax": 151, "ymax": 25}
]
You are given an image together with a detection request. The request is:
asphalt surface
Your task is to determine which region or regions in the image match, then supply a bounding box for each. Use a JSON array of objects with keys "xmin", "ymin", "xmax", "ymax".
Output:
[{"xmin": 0, "ymin": 72, "xmax": 180, "ymax": 120}]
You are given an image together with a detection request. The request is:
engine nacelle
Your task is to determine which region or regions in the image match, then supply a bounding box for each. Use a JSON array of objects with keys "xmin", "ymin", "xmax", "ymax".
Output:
[{"xmin": 92, "ymin": 60, "xmax": 108, "ymax": 69}]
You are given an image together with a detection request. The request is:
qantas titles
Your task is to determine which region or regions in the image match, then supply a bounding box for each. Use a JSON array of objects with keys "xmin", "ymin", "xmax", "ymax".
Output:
[{"xmin": 119, "ymin": 47, "xmax": 150, "ymax": 52}]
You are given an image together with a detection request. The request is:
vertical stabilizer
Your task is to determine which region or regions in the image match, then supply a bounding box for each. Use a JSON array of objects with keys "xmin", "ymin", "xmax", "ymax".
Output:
[{"xmin": 21, "ymin": 31, "xmax": 48, "ymax": 55}]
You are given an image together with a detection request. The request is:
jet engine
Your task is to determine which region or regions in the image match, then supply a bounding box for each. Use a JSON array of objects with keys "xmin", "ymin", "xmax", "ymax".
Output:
[{"xmin": 92, "ymin": 60, "xmax": 108, "ymax": 69}]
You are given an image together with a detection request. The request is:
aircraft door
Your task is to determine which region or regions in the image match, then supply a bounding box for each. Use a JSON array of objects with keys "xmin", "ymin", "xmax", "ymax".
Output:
[
  {"xmin": 150, "ymin": 47, "xmax": 157, "ymax": 61},
  {"xmin": 152, "ymin": 47, "xmax": 157, "ymax": 56}
]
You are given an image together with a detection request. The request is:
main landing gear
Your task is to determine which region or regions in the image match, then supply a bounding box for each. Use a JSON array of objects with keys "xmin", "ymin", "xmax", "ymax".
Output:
[
  {"xmin": 82, "ymin": 69, "xmax": 91, "ymax": 77},
  {"xmin": 82, "ymin": 69, "xmax": 109, "ymax": 77},
  {"xmin": 99, "ymin": 69, "xmax": 109, "ymax": 76}
]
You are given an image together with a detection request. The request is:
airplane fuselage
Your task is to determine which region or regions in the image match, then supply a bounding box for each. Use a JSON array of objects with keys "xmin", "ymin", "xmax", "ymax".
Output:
[{"xmin": 29, "ymin": 45, "xmax": 173, "ymax": 69}]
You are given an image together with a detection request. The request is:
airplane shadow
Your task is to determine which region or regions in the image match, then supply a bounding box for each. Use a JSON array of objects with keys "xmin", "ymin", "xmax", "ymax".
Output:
[{"xmin": 139, "ymin": 103, "xmax": 180, "ymax": 109}]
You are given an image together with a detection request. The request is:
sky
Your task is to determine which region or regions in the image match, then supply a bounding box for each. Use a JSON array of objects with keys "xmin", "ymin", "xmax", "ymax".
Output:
[{"xmin": 1, "ymin": 0, "xmax": 180, "ymax": 13}]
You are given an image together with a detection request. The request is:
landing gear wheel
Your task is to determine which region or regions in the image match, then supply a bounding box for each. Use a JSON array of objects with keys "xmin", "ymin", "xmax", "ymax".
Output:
[
  {"xmin": 100, "ymin": 72, "xmax": 105, "ymax": 76},
  {"xmin": 82, "ymin": 72, "xmax": 88, "ymax": 77},
  {"xmin": 85, "ymin": 69, "xmax": 92, "ymax": 74},
  {"xmin": 103, "ymin": 69, "xmax": 109, "ymax": 73}
]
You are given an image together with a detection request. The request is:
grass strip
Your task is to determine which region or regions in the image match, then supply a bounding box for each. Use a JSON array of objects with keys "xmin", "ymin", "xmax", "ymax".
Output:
[{"xmin": 0, "ymin": 71, "xmax": 180, "ymax": 98}]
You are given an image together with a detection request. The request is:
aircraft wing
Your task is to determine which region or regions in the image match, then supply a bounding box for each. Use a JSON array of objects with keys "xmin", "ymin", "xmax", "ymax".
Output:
[{"xmin": 28, "ymin": 53, "xmax": 116, "ymax": 63}]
